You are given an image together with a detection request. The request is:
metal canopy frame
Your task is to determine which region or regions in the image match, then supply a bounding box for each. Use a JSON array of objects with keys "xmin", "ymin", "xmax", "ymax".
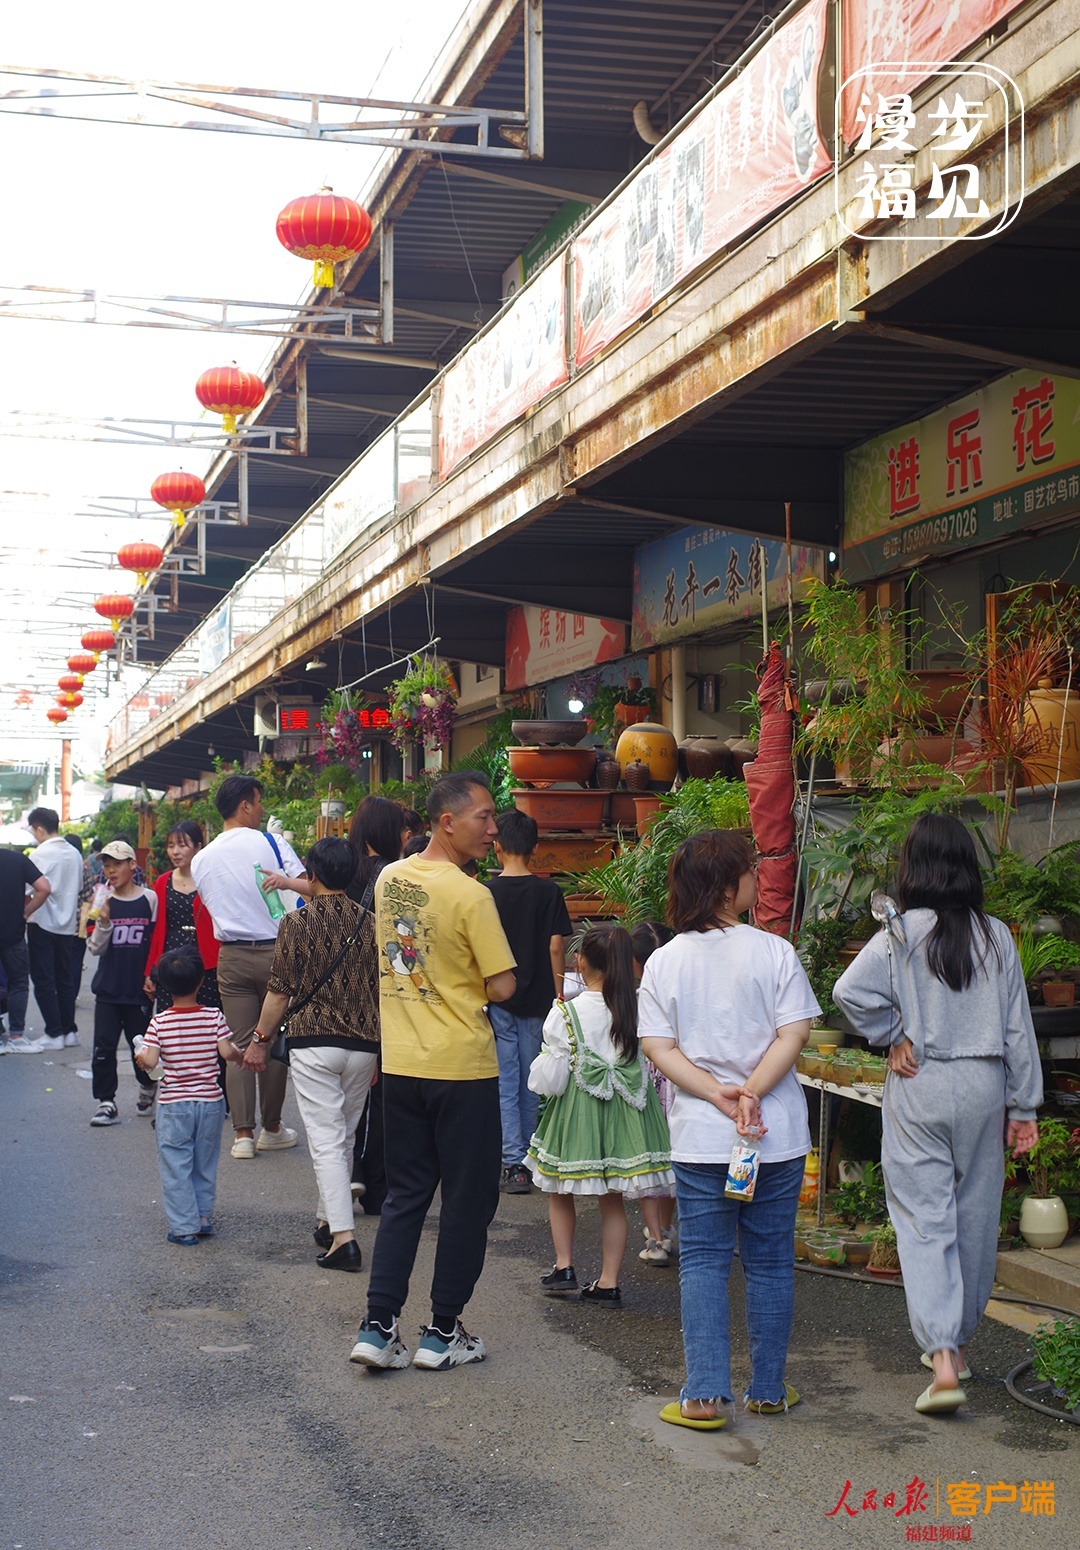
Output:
[{"xmin": 0, "ymin": 2, "xmax": 544, "ymax": 158}]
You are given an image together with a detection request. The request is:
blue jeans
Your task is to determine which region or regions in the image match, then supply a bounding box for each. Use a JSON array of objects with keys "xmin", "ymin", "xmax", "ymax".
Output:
[
  {"xmin": 155, "ymin": 1099, "xmax": 226, "ymax": 1237},
  {"xmin": 489, "ymin": 1005, "xmax": 545, "ymax": 1168},
  {"xmin": 674, "ymin": 1154, "xmax": 804, "ymax": 1406}
]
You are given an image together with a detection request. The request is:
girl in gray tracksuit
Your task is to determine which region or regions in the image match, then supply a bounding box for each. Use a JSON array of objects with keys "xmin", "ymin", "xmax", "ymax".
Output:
[{"xmin": 833, "ymin": 814, "xmax": 1041, "ymax": 1412}]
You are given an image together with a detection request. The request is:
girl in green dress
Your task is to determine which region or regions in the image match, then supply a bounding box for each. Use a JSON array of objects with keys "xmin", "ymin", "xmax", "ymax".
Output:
[{"xmin": 527, "ymin": 926, "xmax": 674, "ymax": 1303}]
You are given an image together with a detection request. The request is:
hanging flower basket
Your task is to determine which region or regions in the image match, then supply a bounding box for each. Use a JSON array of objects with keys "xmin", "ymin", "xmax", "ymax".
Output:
[{"xmin": 388, "ymin": 656, "xmax": 458, "ymax": 754}]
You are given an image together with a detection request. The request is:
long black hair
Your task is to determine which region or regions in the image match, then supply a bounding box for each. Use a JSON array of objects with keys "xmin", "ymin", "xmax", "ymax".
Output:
[
  {"xmin": 579, "ymin": 925, "xmax": 639, "ymax": 1061},
  {"xmin": 630, "ymin": 920, "xmax": 673, "ymax": 970},
  {"xmin": 896, "ymin": 814, "xmax": 1000, "ymax": 991},
  {"xmin": 348, "ymin": 796, "xmax": 404, "ymax": 895}
]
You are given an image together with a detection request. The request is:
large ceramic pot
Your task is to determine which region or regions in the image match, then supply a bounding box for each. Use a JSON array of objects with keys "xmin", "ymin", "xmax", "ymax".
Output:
[
  {"xmin": 1023, "ymin": 684, "xmax": 1080, "ymax": 785},
  {"xmin": 510, "ymin": 719, "xmax": 589, "ymax": 747},
  {"xmin": 1019, "ymin": 1194, "xmax": 1069, "ymax": 1249},
  {"xmin": 909, "ymin": 669, "xmax": 971, "ymax": 729},
  {"xmin": 615, "ymin": 721, "xmax": 678, "ymax": 785},
  {"xmin": 511, "ymin": 788, "xmax": 608, "ymax": 832},
  {"xmin": 725, "ymin": 737, "xmax": 757, "ymax": 776},
  {"xmin": 507, "ymin": 745, "xmax": 596, "ymax": 789},
  {"xmin": 678, "ymin": 736, "xmax": 735, "ymax": 781}
]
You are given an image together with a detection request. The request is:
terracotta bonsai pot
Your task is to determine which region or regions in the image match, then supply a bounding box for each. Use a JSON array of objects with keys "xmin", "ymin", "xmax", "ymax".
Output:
[
  {"xmin": 614, "ymin": 702, "xmax": 648, "ymax": 726},
  {"xmin": 510, "ymin": 788, "xmax": 608, "ymax": 832},
  {"xmin": 1042, "ymin": 980, "xmax": 1077, "ymax": 1009},
  {"xmin": 507, "ymin": 745, "xmax": 597, "ymax": 789},
  {"xmin": 606, "ymin": 792, "xmax": 638, "ymax": 828},
  {"xmin": 510, "ymin": 719, "xmax": 589, "ymax": 747},
  {"xmin": 615, "ymin": 721, "xmax": 678, "ymax": 785},
  {"xmin": 678, "ymin": 736, "xmax": 735, "ymax": 781},
  {"xmin": 632, "ymin": 794, "xmax": 664, "ymax": 833}
]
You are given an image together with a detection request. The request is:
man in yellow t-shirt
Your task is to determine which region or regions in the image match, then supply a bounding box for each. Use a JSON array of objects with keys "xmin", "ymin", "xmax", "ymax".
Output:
[{"xmin": 350, "ymin": 772, "xmax": 516, "ymax": 1375}]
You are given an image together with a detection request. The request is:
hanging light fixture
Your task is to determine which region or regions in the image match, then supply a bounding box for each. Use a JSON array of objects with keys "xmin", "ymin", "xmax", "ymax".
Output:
[
  {"xmin": 276, "ymin": 186, "xmax": 373, "ymax": 289},
  {"xmin": 194, "ymin": 365, "xmax": 265, "ymax": 434},
  {"xmin": 94, "ymin": 595, "xmax": 135, "ymax": 631},
  {"xmin": 117, "ymin": 541, "xmax": 165, "ymax": 588},
  {"xmin": 150, "ymin": 471, "xmax": 207, "ymax": 528},
  {"xmin": 82, "ymin": 627, "xmax": 117, "ymax": 659}
]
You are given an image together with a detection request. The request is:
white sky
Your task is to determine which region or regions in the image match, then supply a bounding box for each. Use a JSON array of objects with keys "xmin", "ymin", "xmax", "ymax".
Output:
[{"xmin": 0, "ymin": 0, "xmax": 469, "ymax": 774}]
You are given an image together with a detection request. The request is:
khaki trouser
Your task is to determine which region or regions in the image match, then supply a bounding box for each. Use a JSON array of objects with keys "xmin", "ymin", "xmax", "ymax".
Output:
[{"xmin": 216, "ymin": 942, "xmax": 287, "ymax": 1132}]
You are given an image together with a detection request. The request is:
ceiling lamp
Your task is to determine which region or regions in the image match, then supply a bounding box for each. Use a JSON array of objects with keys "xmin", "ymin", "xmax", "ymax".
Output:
[
  {"xmin": 275, "ymin": 186, "xmax": 372, "ymax": 289},
  {"xmin": 94, "ymin": 594, "xmax": 135, "ymax": 631},
  {"xmin": 81, "ymin": 627, "xmax": 117, "ymax": 659},
  {"xmin": 150, "ymin": 471, "xmax": 206, "ymax": 528},
  {"xmin": 68, "ymin": 652, "xmax": 97, "ymax": 677},
  {"xmin": 46, "ymin": 706, "xmax": 68, "ymax": 725},
  {"xmin": 58, "ymin": 673, "xmax": 84, "ymax": 693},
  {"xmin": 117, "ymin": 541, "xmax": 165, "ymax": 588},
  {"xmin": 195, "ymin": 365, "xmax": 265, "ymax": 434}
]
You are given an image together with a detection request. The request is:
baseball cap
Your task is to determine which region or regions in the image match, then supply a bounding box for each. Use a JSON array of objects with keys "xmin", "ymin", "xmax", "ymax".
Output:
[{"xmin": 100, "ymin": 840, "xmax": 136, "ymax": 861}]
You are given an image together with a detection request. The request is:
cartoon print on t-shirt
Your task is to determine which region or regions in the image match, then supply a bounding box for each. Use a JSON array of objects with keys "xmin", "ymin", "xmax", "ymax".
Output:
[
  {"xmin": 379, "ymin": 875, "xmax": 441, "ymax": 1004},
  {"xmin": 385, "ymin": 916, "xmax": 428, "ymax": 993}
]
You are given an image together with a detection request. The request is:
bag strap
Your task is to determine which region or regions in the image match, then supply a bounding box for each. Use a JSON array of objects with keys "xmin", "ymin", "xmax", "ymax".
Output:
[
  {"xmin": 264, "ymin": 831, "xmax": 284, "ymax": 868},
  {"xmin": 285, "ymin": 921, "xmax": 362, "ymax": 1020}
]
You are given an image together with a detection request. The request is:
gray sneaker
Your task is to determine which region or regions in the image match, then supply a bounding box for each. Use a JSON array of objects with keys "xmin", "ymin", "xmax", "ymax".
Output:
[
  {"xmin": 349, "ymin": 1318, "xmax": 411, "ymax": 1370},
  {"xmin": 412, "ymin": 1321, "xmax": 487, "ymax": 1370},
  {"xmin": 90, "ymin": 1102, "xmax": 120, "ymax": 1126}
]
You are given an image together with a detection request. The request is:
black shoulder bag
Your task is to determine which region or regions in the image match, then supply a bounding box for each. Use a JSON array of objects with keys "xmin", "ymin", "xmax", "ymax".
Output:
[{"xmin": 270, "ymin": 920, "xmax": 363, "ymax": 1065}]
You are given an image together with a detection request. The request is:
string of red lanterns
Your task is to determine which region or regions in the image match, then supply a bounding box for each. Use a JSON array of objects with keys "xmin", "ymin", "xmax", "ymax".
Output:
[
  {"xmin": 68, "ymin": 652, "xmax": 97, "ymax": 677},
  {"xmin": 82, "ymin": 628, "xmax": 117, "ymax": 659}
]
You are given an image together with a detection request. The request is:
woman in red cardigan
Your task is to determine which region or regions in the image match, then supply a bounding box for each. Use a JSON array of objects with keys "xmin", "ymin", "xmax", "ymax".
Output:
[{"xmin": 144, "ymin": 821, "xmax": 221, "ymax": 1010}]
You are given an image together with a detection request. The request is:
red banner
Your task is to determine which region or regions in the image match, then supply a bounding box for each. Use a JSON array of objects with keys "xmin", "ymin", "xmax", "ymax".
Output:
[
  {"xmin": 572, "ymin": 0, "xmax": 830, "ymax": 368},
  {"xmin": 505, "ymin": 605, "xmax": 626, "ymax": 692},
  {"xmin": 840, "ymin": 0, "xmax": 1025, "ymax": 145},
  {"xmin": 438, "ymin": 259, "xmax": 567, "ymax": 479}
]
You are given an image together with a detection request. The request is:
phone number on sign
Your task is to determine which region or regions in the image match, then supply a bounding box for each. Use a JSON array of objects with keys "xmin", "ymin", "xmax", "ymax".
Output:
[{"xmin": 881, "ymin": 507, "xmax": 979, "ymax": 563}]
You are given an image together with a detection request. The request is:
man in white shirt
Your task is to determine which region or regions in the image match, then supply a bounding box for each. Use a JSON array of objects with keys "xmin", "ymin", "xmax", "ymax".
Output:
[
  {"xmin": 27, "ymin": 807, "xmax": 84, "ymax": 1050},
  {"xmin": 191, "ymin": 775, "xmax": 307, "ymax": 1160}
]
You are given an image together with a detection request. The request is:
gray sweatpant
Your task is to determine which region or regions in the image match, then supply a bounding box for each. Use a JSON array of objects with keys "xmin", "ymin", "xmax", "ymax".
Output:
[{"xmin": 881, "ymin": 1056, "xmax": 1005, "ymax": 1355}]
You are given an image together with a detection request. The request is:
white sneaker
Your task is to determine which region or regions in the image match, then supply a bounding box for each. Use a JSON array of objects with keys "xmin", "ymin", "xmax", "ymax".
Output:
[
  {"xmin": 63, "ymin": 1032, "xmax": 80, "ymax": 1047},
  {"xmin": 9, "ymin": 1036, "xmax": 44, "ymax": 1053},
  {"xmin": 38, "ymin": 1035, "xmax": 66, "ymax": 1051},
  {"xmin": 255, "ymin": 1125, "xmax": 298, "ymax": 1151},
  {"xmin": 231, "ymin": 1136, "xmax": 256, "ymax": 1160},
  {"xmin": 412, "ymin": 1321, "xmax": 487, "ymax": 1370},
  {"xmin": 349, "ymin": 1319, "xmax": 411, "ymax": 1370}
]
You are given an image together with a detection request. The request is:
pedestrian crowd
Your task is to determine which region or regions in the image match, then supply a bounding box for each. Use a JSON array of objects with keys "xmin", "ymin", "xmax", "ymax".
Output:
[{"xmin": 0, "ymin": 785, "xmax": 1041, "ymax": 1421}]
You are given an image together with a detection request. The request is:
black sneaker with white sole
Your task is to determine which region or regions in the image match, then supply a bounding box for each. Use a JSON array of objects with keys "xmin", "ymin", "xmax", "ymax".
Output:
[
  {"xmin": 540, "ymin": 1264, "xmax": 579, "ymax": 1295},
  {"xmin": 90, "ymin": 1102, "xmax": 120, "ymax": 1127},
  {"xmin": 500, "ymin": 1164, "xmax": 532, "ymax": 1194}
]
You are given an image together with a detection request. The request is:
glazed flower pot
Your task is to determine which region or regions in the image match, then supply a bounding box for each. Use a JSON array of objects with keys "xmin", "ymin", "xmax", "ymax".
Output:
[
  {"xmin": 677, "ymin": 736, "xmax": 735, "ymax": 780},
  {"xmin": 511, "ymin": 719, "xmax": 589, "ymax": 747},
  {"xmin": 320, "ymin": 800, "xmax": 346, "ymax": 819},
  {"xmin": 615, "ymin": 721, "xmax": 678, "ymax": 785},
  {"xmin": 507, "ymin": 745, "xmax": 597, "ymax": 789},
  {"xmin": 1019, "ymin": 1194, "xmax": 1069, "ymax": 1249}
]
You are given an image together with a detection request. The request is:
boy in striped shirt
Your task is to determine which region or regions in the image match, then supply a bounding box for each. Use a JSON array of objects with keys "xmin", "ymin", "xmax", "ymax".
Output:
[{"xmin": 135, "ymin": 950, "xmax": 234, "ymax": 1246}]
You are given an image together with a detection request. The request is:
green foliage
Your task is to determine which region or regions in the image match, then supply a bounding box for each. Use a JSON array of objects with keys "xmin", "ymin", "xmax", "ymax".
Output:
[
  {"xmin": 1032, "ymin": 1317, "xmax": 1080, "ymax": 1411},
  {"xmin": 90, "ymin": 797, "xmax": 144, "ymax": 848},
  {"xmin": 868, "ymin": 1217, "xmax": 900, "ymax": 1269},
  {"xmin": 983, "ymin": 845, "xmax": 1080, "ymax": 927},
  {"xmin": 583, "ymin": 682, "xmax": 657, "ymax": 749},
  {"xmin": 572, "ymin": 777, "xmax": 750, "ymax": 926},
  {"xmin": 801, "ymin": 783, "xmax": 964, "ymax": 918},
  {"xmin": 835, "ymin": 1162, "xmax": 888, "ymax": 1227},
  {"xmin": 1016, "ymin": 930, "xmax": 1080, "ymax": 983},
  {"xmin": 999, "ymin": 1190, "xmax": 1023, "ymax": 1230},
  {"xmin": 1024, "ymin": 1117, "xmax": 1076, "ymax": 1199},
  {"xmin": 797, "ymin": 915, "xmax": 850, "ymax": 1021}
]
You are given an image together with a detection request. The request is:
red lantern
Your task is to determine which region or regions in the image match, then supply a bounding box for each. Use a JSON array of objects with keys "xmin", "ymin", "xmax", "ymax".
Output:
[
  {"xmin": 94, "ymin": 595, "xmax": 135, "ymax": 630},
  {"xmin": 58, "ymin": 692, "xmax": 84, "ymax": 710},
  {"xmin": 276, "ymin": 187, "xmax": 372, "ymax": 289},
  {"xmin": 68, "ymin": 652, "xmax": 97, "ymax": 676},
  {"xmin": 58, "ymin": 674, "xmax": 84, "ymax": 693},
  {"xmin": 46, "ymin": 706, "xmax": 68, "ymax": 725},
  {"xmin": 82, "ymin": 627, "xmax": 117, "ymax": 659},
  {"xmin": 117, "ymin": 541, "xmax": 164, "ymax": 587},
  {"xmin": 150, "ymin": 471, "xmax": 206, "ymax": 528},
  {"xmin": 154, "ymin": 692, "xmax": 172, "ymax": 708},
  {"xmin": 16, "ymin": 689, "xmax": 33, "ymax": 708},
  {"xmin": 194, "ymin": 366, "xmax": 265, "ymax": 434}
]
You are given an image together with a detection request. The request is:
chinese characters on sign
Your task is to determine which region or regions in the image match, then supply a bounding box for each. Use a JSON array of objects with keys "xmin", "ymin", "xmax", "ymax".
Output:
[
  {"xmin": 843, "ymin": 371, "xmax": 1080, "ymax": 583},
  {"xmin": 505, "ymin": 605, "xmax": 627, "ymax": 691},
  {"xmin": 826, "ymin": 1475, "xmax": 1054, "ymax": 1526},
  {"xmin": 632, "ymin": 525, "xmax": 824, "ymax": 650}
]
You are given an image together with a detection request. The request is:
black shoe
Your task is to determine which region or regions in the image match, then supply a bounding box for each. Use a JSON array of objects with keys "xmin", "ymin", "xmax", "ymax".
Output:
[
  {"xmin": 500, "ymin": 1164, "xmax": 532, "ymax": 1194},
  {"xmin": 316, "ymin": 1239, "xmax": 363, "ymax": 1273},
  {"xmin": 313, "ymin": 1222, "xmax": 333, "ymax": 1250},
  {"xmin": 579, "ymin": 1280, "xmax": 621, "ymax": 1304},
  {"xmin": 540, "ymin": 1264, "xmax": 578, "ymax": 1295}
]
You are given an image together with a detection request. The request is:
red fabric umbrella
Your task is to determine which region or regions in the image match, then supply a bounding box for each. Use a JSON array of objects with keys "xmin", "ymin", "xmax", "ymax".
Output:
[{"xmin": 745, "ymin": 642, "xmax": 798, "ymax": 936}]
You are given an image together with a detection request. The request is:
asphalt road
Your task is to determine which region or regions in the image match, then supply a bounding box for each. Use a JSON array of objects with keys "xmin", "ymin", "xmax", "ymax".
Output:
[{"xmin": 1, "ymin": 980, "xmax": 1076, "ymax": 1550}]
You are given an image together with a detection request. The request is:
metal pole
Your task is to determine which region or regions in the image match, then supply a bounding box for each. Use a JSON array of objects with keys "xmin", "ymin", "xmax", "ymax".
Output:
[
  {"xmin": 784, "ymin": 500, "xmax": 796, "ymax": 661},
  {"xmin": 60, "ymin": 738, "xmax": 72, "ymax": 823},
  {"xmin": 670, "ymin": 643, "xmax": 686, "ymax": 744},
  {"xmin": 380, "ymin": 224, "xmax": 394, "ymax": 346},
  {"xmin": 760, "ymin": 562, "xmax": 769, "ymax": 657},
  {"xmin": 526, "ymin": 0, "xmax": 544, "ymax": 160}
]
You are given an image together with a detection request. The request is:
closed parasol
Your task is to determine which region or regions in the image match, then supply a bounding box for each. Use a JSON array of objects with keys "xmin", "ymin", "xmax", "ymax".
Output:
[{"xmin": 745, "ymin": 641, "xmax": 798, "ymax": 935}]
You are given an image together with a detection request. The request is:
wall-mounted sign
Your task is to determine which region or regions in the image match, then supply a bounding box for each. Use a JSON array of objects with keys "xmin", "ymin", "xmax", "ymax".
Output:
[
  {"xmin": 843, "ymin": 370, "xmax": 1080, "ymax": 583},
  {"xmin": 502, "ymin": 199, "xmax": 593, "ymax": 299},
  {"xmin": 505, "ymin": 605, "xmax": 626, "ymax": 691},
  {"xmin": 197, "ymin": 598, "xmax": 231, "ymax": 675},
  {"xmin": 322, "ymin": 429, "xmax": 397, "ymax": 567},
  {"xmin": 632, "ymin": 526, "xmax": 824, "ymax": 650}
]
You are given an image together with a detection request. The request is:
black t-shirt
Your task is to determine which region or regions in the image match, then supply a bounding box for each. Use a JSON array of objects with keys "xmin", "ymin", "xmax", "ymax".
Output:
[
  {"xmin": 0, "ymin": 851, "xmax": 42, "ymax": 948},
  {"xmin": 90, "ymin": 893, "xmax": 154, "ymax": 1004},
  {"xmin": 486, "ymin": 873, "xmax": 573, "ymax": 1017}
]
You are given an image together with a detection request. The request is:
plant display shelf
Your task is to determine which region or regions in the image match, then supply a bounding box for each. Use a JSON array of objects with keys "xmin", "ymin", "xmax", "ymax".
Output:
[{"xmin": 797, "ymin": 1073, "xmax": 883, "ymax": 1228}]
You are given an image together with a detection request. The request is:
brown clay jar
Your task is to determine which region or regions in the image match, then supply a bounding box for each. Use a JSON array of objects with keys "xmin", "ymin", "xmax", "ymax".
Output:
[{"xmin": 624, "ymin": 759, "xmax": 651, "ymax": 792}]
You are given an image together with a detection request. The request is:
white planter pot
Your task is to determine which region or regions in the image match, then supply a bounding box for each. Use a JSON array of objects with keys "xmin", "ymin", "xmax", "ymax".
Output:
[
  {"xmin": 320, "ymin": 800, "xmax": 346, "ymax": 819},
  {"xmin": 1019, "ymin": 1194, "xmax": 1069, "ymax": 1249},
  {"xmin": 838, "ymin": 1161, "xmax": 867, "ymax": 1185}
]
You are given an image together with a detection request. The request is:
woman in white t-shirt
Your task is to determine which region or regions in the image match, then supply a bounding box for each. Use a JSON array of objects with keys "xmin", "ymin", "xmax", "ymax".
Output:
[{"xmin": 639, "ymin": 830, "xmax": 819, "ymax": 1431}]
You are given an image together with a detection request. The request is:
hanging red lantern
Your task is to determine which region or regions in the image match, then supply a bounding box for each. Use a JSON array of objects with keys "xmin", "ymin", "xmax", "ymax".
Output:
[
  {"xmin": 117, "ymin": 541, "xmax": 165, "ymax": 587},
  {"xmin": 154, "ymin": 692, "xmax": 172, "ymax": 708},
  {"xmin": 16, "ymin": 689, "xmax": 33, "ymax": 707},
  {"xmin": 194, "ymin": 366, "xmax": 265, "ymax": 434},
  {"xmin": 94, "ymin": 595, "xmax": 135, "ymax": 631},
  {"xmin": 58, "ymin": 691, "xmax": 84, "ymax": 710},
  {"xmin": 276, "ymin": 187, "xmax": 372, "ymax": 289},
  {"xmin": 82, "ymin": 627, "xmax": 117, "ymax": 659},
  {"xmin": 150, "ymin": 471, "xmax": 206, "ymax": 528},
  {"xmin": 46, "ymin": 706, "xmax": 68, "ymax": 725},
  {"xmin": 58, "ymin": 673, "xmax": 84, "ymax": 693},
  {"xmin": 68, "ymin": 652, "xmax": 97, "ymax": 677}
]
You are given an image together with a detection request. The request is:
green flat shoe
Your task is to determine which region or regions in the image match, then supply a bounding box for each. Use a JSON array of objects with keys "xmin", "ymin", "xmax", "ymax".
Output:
[
  {"xmin": 915, "ymin": 1384, "xmax": 966, "ymax": 1415},
  {"xmin": 921, "ymin": 1352, "xmax": 971, "ymax": 1382},
  {"xmin": 659, "ymin": 1401, "xmax": 726, "ymax": 1430},
  {"xmin": 746, "ymin": 1383, "xmax": 800, "ymax": 1414}
]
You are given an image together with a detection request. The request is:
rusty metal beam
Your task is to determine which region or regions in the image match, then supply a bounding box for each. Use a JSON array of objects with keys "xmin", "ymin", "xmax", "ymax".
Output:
[{"xmin": 854, "ymin": 320, "xmax": 1080, "ymax": 382}]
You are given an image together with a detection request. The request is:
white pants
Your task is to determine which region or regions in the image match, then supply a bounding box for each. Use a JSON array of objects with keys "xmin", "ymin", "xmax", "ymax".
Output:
[{"xmin": 289, "ymin": 1046, "xmax": 378, "ymax": 1233}]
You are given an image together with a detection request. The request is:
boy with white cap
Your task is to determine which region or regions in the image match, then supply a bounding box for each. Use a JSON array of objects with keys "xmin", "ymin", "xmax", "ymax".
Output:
[{"xmin": 86, "ymin": 841, "xmax": 158, "ymax": 1127}]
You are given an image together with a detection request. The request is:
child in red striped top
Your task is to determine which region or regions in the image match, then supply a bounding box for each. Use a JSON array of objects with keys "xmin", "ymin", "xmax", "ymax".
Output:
[{"xmin": 135, "ymin": 950, "xmax": 235, "ymax": 1246}]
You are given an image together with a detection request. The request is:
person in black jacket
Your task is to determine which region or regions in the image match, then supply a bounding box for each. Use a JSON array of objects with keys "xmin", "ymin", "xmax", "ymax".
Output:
[{"xmin": 86, "ymin": 842, "xmax": 157, "ymax": 1126}]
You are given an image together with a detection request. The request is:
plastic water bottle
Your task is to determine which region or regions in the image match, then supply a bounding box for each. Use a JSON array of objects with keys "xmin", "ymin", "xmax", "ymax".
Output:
[{"xmin": 254, "ymin": 865, "xmax": 286, "ymax": 921}]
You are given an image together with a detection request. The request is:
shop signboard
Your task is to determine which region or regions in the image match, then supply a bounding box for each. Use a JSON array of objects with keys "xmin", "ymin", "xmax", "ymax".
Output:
[
  {"xmin": 571, "ymin": 0, "xmax": 830, "ymax": 368},
  {"xmin": 197, "ymin": 598, "xmax": 231, "ymax": 675},
  {"xmin": 840, "ymin": 0, "xmax": 1025, "ymax": 146},
  {"xmin": 505, "ymin": 605, "xmax": 626, "ymax": 691},
  {"xmin": 632, "ymin": 526, "xmax": 825, "ymax": 650},
  {"xmin": 502, "ymin": 199, "xmax": 593, "ymax": 299},
  {"xmin": 322, "ymin": 429, "xmax": 397, "ymax": 566},
  {"xmin": 438, "ymin": 259, "xmax": 568, "ymax": 479},
  {"xmin": 843, "ymin": 371, "xmax": 1080, "ymax": 583}
]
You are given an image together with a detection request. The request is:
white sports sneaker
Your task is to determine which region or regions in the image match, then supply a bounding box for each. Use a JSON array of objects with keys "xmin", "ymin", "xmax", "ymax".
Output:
[
  {"xmin": 9, "ymin": 1036, "xmax": 44, "ymax": 1053},
  {"xmin": 255, "ymin": 1125, "xmax": 298, "ymax": 1151},
  {"xmin": 230, "ymin": 1136, "xmax": 256, "ymax": 1160},
  {"xmin": 412, "ymin": 1321, "xmax": 487, "ymax": 1371},
  {"xmin": 38, "ymin": 1035, "xmax": 66, "ymax": 1050},
  {"xmin": 349, "ymin": 1319, "xmax": 411, "ymax": 1369},
  {"xmin": 63, "ymin": 1032, "xmax": 80, "ymax": 1047}
]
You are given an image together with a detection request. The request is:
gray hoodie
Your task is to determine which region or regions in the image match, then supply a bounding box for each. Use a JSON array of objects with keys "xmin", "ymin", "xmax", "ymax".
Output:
[{"xmin": 833, "ymin": 909, "xmax": 1043, "ymax": 1121}]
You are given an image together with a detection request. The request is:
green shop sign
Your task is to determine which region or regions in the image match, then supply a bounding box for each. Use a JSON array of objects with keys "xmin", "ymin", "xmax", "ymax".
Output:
[{"xmin": 843, "ymin": 370, "xmax": 1080, "ymax": 583}]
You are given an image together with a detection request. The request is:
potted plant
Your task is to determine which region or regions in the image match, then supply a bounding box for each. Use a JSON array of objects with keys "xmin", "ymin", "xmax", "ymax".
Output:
[
  {"xmin": 999, "ymin": 1190, "xmax": 1023, "ymax": 1250},
  {"xmin": 315, "ymin": 762, "xmax": 353, "ymax": 819},
  {"xmin": 1017, "ymin": 931, "xmax": 1080, "ymax": 1006},
  {"xmin": 613, "ymin": 674, "xmax": 656, "ymax": 727},
  {"xmin": 387, "ymin": 656, "xmax": 458, "ymax": 755},
  {"xmin": 1031, "ymin": 1316, "xmax": 1080, "ymax": 1414},
  {"xmin": 867, "ymin": 1219, "xmax": 902, "ymax": 1278},
  {"xmin": 797, "ymin": 915, "xmax": 850, "ymax": 1027},
  {"xmin": 835, "ymin": 1161, "xmax": 888, "ymax": 1231},
  {"xmin": 1019, "ymin": 1117, "xmax": 1074, "ymax": 1249}
]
